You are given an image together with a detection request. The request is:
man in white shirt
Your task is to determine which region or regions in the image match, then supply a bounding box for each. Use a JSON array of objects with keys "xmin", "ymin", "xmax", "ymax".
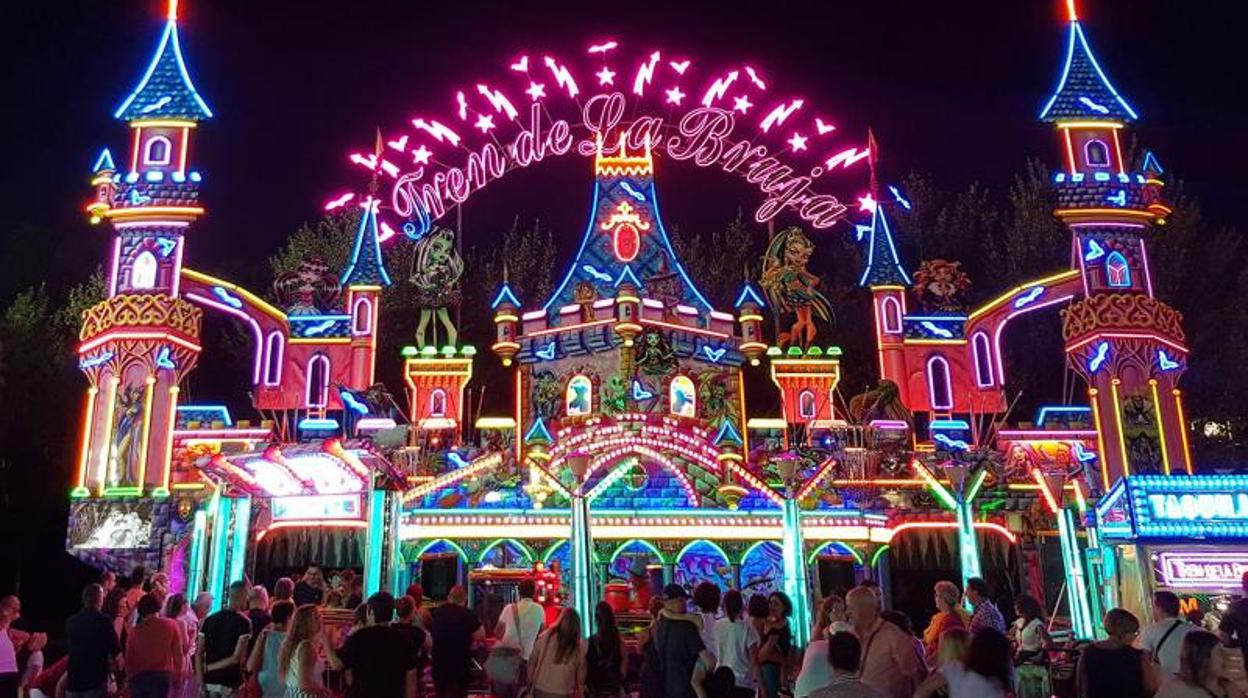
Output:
[
  {"xmin": 492, "ymin": 579, "xmax": 547, "ymax": 698},
  {"xmin": 1142, "ymin": 590, "xmax": 1194, "ymax": 680}
]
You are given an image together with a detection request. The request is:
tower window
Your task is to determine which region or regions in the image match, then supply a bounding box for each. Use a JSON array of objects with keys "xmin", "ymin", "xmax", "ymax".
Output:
[
  {"xmin": 1106, "ymin": 252, "xmax": 1131, "ymax": 288},
  {"xmin": 670, "ymin": 376, "xmax": 696, "ymax": 418},
  {"xmin": 132, "ymin": 251, "xmax": 158, "ymax": 290},
  {"xmin": 972, "ymin": 332, "xmax": 994, "ymax": 387},
  {"xmin": 798, "ymin": 389, "xmax": 817, "ymax": 419},
  {"xmin": 1084, "ymin": 139, "xmax": 1110, "ymax": 168},
  {"xmin": 429, "ymin": 388, "xmax": 447, "ymax": 417},
  {"xmin": 927, "ymin": 355, "xmax": 953, "ymax": 411},
  {"xmin": 263, "ymin": 331, "xmax": 284, "ymax": 386},
  {"xmin": 880, "ymin": 296, "xmax": 902, "ymax": 334},
  {"xmin": 566, "ymin": 375, "xmax": 593, "ymax": 417},
  {"xmin": 305, "ymin": 355, "xmax": 330, "ymax": 408},
  {"xmin": 144, "ymin": 136, "xmax": 172, "ymax": 166},
  {"xmin": 351, "ymin": 296, "xmax": 373, "ymax": 335}
]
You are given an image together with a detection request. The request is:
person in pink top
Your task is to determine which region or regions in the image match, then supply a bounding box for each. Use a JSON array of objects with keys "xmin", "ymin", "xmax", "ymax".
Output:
[
  {"xmin": 845, "ymin": 586, "xmax": 926, "ymax": 698},
  {"xmin": 124, "ymin": 593, "xmax": 184, "ymax": 698}
]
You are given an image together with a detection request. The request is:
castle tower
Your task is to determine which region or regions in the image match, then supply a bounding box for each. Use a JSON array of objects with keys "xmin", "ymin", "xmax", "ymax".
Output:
[
  {"xmin": 75, "ymin": 0, "xmax": 211, "ymax": 497},
  {"xmin": 340, "ymin": 198, "xmax": 392, "ymax": 388},
  {"xmin": 1044, "ymin": 1, "xmax": 1191, "ymax": 488},
  {"xmin": 858, "ymin": 138, "xmax": 913, "ymax": 402}
]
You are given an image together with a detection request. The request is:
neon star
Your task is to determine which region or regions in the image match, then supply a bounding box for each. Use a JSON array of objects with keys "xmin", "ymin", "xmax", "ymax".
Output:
[
  {"xmin": 525, "ymin": 81, "xmax": 546, "ymax": 101},
  {"xmin": 787, "ymin": 133, "xmax": 808, "ymax": 152},
  {"xmin": 411, "ymin": 145, "xmax": 432, "ymax": 165},
  {"xmin": 858, "ymin": 194, "xmax": 878, "ymax": 213},
  {"xmin": 732, "ymin": 95, "xmax": 753, "ymax": 113},
  {"xmin": 596, "ymin": 67, "xmax": 616, "ymax": 85},
  {"xmin": 665, "ymin": 86, "xmax": 686, "ymax": 105},
  {"xmin": 474, "ymin": 114, "xmax": 495, "ymax": 133}
]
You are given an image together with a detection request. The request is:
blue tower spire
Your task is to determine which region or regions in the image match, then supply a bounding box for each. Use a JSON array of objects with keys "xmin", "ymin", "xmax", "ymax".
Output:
[
  {"xmin": 1038, "ymin": 1, "xmax": 1138, "ymax": 122},
  {"xmin": 114, "ymin": 0, "xmax": 214, "ymax": 122},
  {"xmin": 857, "ymin": 199, "xmax": 911, "ymax": 288},
  {"xmin": 341, "ymin": 199, "xmax": 392, "ymax": 287}
]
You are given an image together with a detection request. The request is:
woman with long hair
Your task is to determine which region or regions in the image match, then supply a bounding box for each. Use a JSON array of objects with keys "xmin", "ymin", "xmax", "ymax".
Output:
[
  {"xmin": 585, "ymin": 602, "xmax": 627, "ymax": 698},
  {"xmin": 915, "ymin": 627, "xmax": 1012, "ymax": 698},
  {"xmin": 1011, "ymin": 594, "xmax": 1051, "ymax": 698},
  {"xmin": 528, "ymin": 608, "xmax": 586, "ymax": 698},
  {"xmin": 757, "ymin": 592, "xmax": 792, "ymax": 698},
  {"xmin": 1156, "ymin": 630, "xmax": 1247, "ymax": 698},
  {"xmin": 278, "ymin": 604, "xmax": 337, "ymax": 697}
]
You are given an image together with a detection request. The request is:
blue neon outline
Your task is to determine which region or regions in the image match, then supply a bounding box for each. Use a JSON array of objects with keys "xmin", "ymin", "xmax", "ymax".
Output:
[
  {"xmin": 903, "ymin": 315, "xmax": 969, "ymax": 322},
  {"xmin": 114, "ymin": 18, "xmax": 214, "ymax": 120},
  {"xmin": 712, "ymin": 420, "xmax": 743, "ymax": 446},
  {"xmin": 490, "ymin": 283, "xmax": 522, "ymax": 309},
  {"xmin": 177, "ymin": 404, "xmax": 233, "ymax": 427},
  {"xmin": 1088, "ymin": 341, "xmax": 1111, "ymax": 372},
  {"xmin": 289, "ymin": 314, "xmax": 351, "ymax": 322},
  {"xmin": 858, "ymin": 204, "xmax": 911, "ymax": 287},
  {"xmin": 92, "ymin": 148, "xmax": 115, "ymax": 172},
  {"xmin": 1141, "ymin": 151, "xmax": 1164, "ymax": 174},
  {"xmin": 340, "ymin": 205, "xmax": 393, "ymax": 287},
  {"xmin": 733, "ymin": 284, "xmax": 767, "ymax": 309},
  {"xmin": 614, "ymin": 265, "xmax": 643, "ymax": 288},
  {"xmin": 544, "ymin": 182, "xmax": 601, "ymax": 312},
  {"xmin": 1105, "ymin": 251, "xmax": 1131, "ymax": 287},
  {"xmin": 1038, "ymin": 21, "xmax": 1138, "ymax": 121},
  {"xmin": 929, "ymin": 419, "xmax": 970, "ymax": 430},
  {"xmin": 298, "ymin": 417, "xmax": 340, "ymax": 430},
  {"xmin": 1035, "ymin": 405, "xmax": 1091, "ymax": 424},
  {"xmin": 523, "ymin": 417, "xmax": 554, "ymax": 444},
  {"xmin": 645, "ymin": 180, "xmax": 714, "ymax": 310}
]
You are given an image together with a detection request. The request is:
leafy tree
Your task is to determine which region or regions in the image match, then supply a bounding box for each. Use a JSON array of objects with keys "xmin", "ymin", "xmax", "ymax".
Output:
[{"xmin": 670, "ymin": 212, "xmax": 764, "ymax": 309}]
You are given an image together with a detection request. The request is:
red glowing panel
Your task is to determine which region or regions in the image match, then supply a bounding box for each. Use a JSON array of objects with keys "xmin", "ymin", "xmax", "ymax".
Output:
[{"xmin": 614, "ymin": 222, "xmax": 640, "ymax": 261}]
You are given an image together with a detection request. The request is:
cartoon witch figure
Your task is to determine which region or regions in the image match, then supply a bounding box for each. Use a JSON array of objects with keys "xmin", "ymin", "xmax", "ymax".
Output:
[
  {"xmin": 759, "ymin": 227, "xmax": 832, "ymax": 349},
  {"xmin": 409, "ymin": 227, "xmax": 464, "ymax": 348},
  {"xmin": 633, "ymin": 327, "xmax": 677, "ymax": 379},
  {"xmin": 273, "ymin": 257, "xmax": 341, "ymax": 316},
  {"xmin": 912, "ymin": 259, "xmax": 971, "ymax": 313},
  {"xmin": 110, "ymin": 384, "xmax": 147, "ymax": 487}
]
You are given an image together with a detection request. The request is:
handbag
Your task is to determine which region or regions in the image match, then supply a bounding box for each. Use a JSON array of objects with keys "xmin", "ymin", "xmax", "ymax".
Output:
[{"xmin": 486, "ymin": 603, "xmax": 526, "ymax": 684}]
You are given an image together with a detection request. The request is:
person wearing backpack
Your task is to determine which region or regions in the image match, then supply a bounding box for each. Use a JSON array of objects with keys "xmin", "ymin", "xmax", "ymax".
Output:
[
  {"xmin": 1144, "ymin": 591, "xmax": 1196, "ymax": 681},
  {"xmin": 486, "ymin": 579, "xmax": 546, "ymax": 698}
]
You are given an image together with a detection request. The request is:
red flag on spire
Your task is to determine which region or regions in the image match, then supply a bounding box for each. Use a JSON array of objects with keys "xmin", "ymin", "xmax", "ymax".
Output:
[{"xmin": 867, "ymin": 128, "xmax": 880, "ymax": 196}]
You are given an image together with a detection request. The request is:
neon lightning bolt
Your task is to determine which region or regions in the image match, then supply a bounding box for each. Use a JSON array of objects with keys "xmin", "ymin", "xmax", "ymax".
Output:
[
  {"xmin": 760, "ymin": 99, "xmax": 803, "ymax": 132},
  {"xmin": 411, "ymin": 118, "xmax": 461, "ymax": 146},
  {"xmin": 701, "ymin": 70, "xmax": 739, "ymax": 107},
  {"xmin": 632, "ymin": 51, "xmax": 661, "ymax": 96},
  {"xmin": 824, "ymin": 146, "xmax": 871, "ymax": 170},
  {"xmin": 477, "ymin": 84, "xmax": 519, "ymax": 121},
  {"xmin": 544, "ymin": 56, "xmax": 579, "ymax": 98}
]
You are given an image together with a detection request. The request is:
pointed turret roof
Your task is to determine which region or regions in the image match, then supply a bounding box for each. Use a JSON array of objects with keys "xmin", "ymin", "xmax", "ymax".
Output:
[
  {"xmin": 92, "ymin": 148, "xmax": 116, "ymax": 173},
  {"xmin": 341, "ymin": 200, "xmax": 392, "ymax": 287},
  {"xmin": 1039, "ymin": 3, "xmax": 1138, "ymax": 122},
  {"xmin": 114, "ymin": 1, "xmax": 214, "ymax": 122},
  {"xmin": 858, "ymin": 198, "xmax": 911, "ymax": 288}
]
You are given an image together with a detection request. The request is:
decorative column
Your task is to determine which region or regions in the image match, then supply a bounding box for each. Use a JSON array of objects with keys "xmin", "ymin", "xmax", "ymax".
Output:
[
  {"xmin": 776, "ymin": 457, "xmax": 811, "ymax": 647},
  {"xmin": 364, "ymin": 489, "xmax": 387, "ymax": 596},
  {"xmin": 913, "ymin": 457, "xmax": 989, "ymax": 596},
  {"xmin": 568, "ymin": 453, "xmax": 596, "ymax": 637},
  {"xmin": 1035, "ymin": 470, "xmax": 1096, "ymax": 640}
]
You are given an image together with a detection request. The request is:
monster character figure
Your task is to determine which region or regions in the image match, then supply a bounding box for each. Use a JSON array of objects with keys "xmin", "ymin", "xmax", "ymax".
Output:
[
  {"xmin": 759, "ymin": 227, "xmax": 832, "ymax": 349},
  {"xmin": 847, "ymin": 379, "xmax": 913, "ymax": 426},
  {"xmin": 409, "ymin": 227, "xmax": 465, "ymax": 348},
  {"xmin": 600, "ymin": 374, "xmax": 628, "ymax": 416},
  {"xmin": 274, "ymin": 257, "xmax": 342, "ymax": 316},
  {"xmin": 531, "ymin": 370, "xmax": 561, "ymax": 420},
  {"xmin": 696, "ymin": 371, "xmax": 730, "ymax": 427},
  {"xmin": 912, "ymin": 259, "xmax": 971, "ymax": 313},
  {"xmin": 110, "ymin": 384, "xmax": 147, "ymax": 487},
  {"xmin": 633, "ymin": 327, "xmax": 677, "ymax": 379}
]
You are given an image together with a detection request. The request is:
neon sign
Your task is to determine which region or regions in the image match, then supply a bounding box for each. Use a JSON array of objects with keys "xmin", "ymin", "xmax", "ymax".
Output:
[
  {"xmin": 1148, "ymin": 493, "xmax": 1248, "ymax": 522},
  {"xmin": 342, "ymin": 44, "xmax": 865, "ymax": 241},
  {"xmin": 271, "ymin": 494, "xmax": 363, "ymax": 521},
  {"xmin": 1156, "ymin": 552, "xmax": 1248, "ymax": 590},
  {"xmin": 1098, "ymin": 475, "xmax": 1248, "ymax": 540}
]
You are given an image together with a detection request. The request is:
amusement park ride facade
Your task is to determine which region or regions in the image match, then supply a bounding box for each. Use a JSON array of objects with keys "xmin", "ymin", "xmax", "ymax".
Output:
[{"xmin": 66, "ymin": 0, "xmax": 1245, "ymax": 640}]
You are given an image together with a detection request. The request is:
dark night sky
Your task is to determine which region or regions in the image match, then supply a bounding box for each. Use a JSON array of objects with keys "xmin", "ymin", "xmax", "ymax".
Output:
[{"xmin": 2, "ymin": 0, "xmax": 1245, "ymax": 299}]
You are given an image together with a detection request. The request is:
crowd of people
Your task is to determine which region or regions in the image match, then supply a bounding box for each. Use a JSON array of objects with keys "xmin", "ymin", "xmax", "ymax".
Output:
[{"xmin": 7, "ymin": 566, "xmax": 1248, "ymax": 698}]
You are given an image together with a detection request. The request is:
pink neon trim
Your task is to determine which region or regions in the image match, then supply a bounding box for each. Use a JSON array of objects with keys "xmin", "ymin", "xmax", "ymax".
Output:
[
  {"xmin": 890, "ymin": 520, "xmax": 1017, "ymax": 544},
  {"xmin": 971, "ymin": 332, "xmax": 994, "ymax": 387},
  {"xmin": 926, "ymin": 355, "xmax": 953, "ymax": 410},
  {"xmin": 170, "ymin": 238, "xmax": 184, "ymax": 298},
  {"xmin": 1138, "ymin": 239, "xmax": 1155, "ymax": 297},
  {"xmin": 263, "ymin": 331, "xmax": 284, "ymax": 386},
  {"xmin": 351, "ymin": 296, "xmax": 373, "ymax": 335},
  {"xmin": 185, "ymin": 291, "xmax": 264, "ymax": 384},
  {"xmin": 880, "ymin": 296, "xmax": 902, "ymax": 334},
  {"xmin": 109, "ymin": 237, "xmax": 122, "ymax": 296},
  {"xmin": 305, "ymin": 355, "xmax": 330, "ymax": 408}
]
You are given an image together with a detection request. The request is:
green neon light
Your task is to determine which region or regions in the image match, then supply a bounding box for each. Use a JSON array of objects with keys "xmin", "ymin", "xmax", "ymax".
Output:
[
  {"xmin": 915, "ymin": 463, "xmax": 957, "ymax": 510},
  {"xmin": 70, "ymin": 486, "xmax": 90, "ymax": 498},
  {"xmin": 206, "ymin": 492, "xmax": 230, "ymax": 612},
  {"xmin": 1058, "ymin": 508, "xmax": 1096, "ymax": 639},
  {"xmin": 677, "ymin": 539, "xmax": 731, "ymax": 565},
  {"xmin": 186, "ymin": 510, "xmax": 207, "ymax": 598},
  {"xmin": 412, "ymin": 538, "xmax": 469, "ymax": 561},
  {"xmin": 365, "ymin": 490, "xmax": 386, "ymax": 597},
  {"xmin": 739, "ymin": 539, "xmax": 782, "ymax": 565},
  {"xmin": 479, "ymin": 538, "xmax": 537, "ymax": 564},
  {"xmin": 570, "ymin": 495, "xmax": 597, "ymax": 637},
  {"xmin": 869, "ymin": 545, "xmax": 890, "ymax": 568},
  {"xmin": 387, "ymin": 495, "xmax": 403, "ymax": 595},
  {"xmin": 781, "ymin": 498, "xmax": 812, "ymax": 647},
  {"xmin": 151, "ymin": 486, "xmax": 170, "ymax": 498},
  {"xmin": 227, "ymin": 497, "xmax": 251, "ymax": 587},
  {"xmin": 955, "ymin": 500, "xmax": 982, "ymax": 596},
  {"xmin": 965, "ymin": 468, "xmax": 989, "ymax": 503},
  {"xmin": 103, "ymin": 486, "xmax": 142, "ymax": 497},
  {"xmin": 540, "ymin": 539, "xmax": 600, "ymax": 564},
  {"xmin": 806, "ymin": 541, "xmax": 864, "ymax": 566},
  {"xmin": 609, "ymin": 538, "xmax": 667, "ymax": 565}
]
